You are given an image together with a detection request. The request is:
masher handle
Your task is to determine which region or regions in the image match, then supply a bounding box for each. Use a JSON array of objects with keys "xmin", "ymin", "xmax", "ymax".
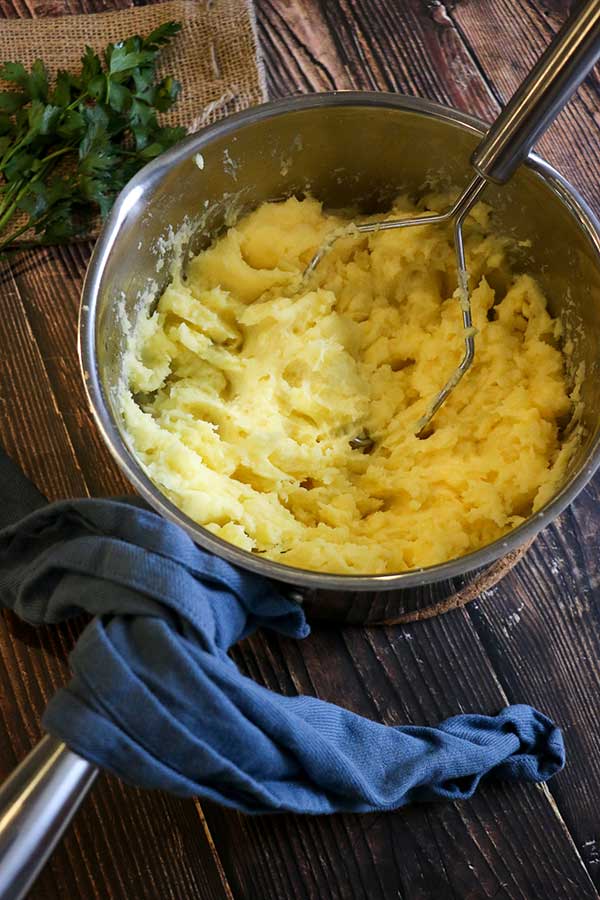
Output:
[
  {"xmin": 0, "ymin": 735, "xmax": 97, "ymax": 900},
  {"xmin": 472, "ymin": 0, "xmax": 600, "ymax": 184}
]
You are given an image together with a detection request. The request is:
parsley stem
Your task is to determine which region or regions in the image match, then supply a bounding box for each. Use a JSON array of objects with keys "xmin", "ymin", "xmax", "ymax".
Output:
[
  {"xmin": 4, "ymin": 234, "xmax": 91, "ymax": 250},
  {"xmin": 65, "ymin": 91, "xmax": 88, "ymax": 112},
  {"xmin": 0, "ymin": 157, "xmax": 55, "ymax": 237},
  {"xmin": 0, "ymin": 181, "xmax": 30, "ymax": 234},
  {"xmin": 0, "ymin": 178, "xmax": 21, "ymax": 210},
  {"xmin": 0, "ymin": 129, "xmax": 29, "ymax": 171},
  {"xmin": 0, "ymin": 185, "xmax": 60, "ymax": 253},
  {"xmin": 0, "ymin": 220, "xmax": 32, "ymax": 254},
  {"xmin": 40, "ymin": 145, "xmax": 74, "ymax": 164}
]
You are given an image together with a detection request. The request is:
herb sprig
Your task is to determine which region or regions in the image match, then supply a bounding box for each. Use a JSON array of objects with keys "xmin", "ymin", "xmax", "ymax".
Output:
[{"xmin": 0, "ymin": 21, "xmax": 186, "ymax": 253}]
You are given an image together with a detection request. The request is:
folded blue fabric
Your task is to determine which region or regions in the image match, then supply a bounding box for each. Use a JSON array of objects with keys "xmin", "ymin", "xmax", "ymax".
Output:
[{"xmin": 0, "ymin": 450, "xmax": 564, "ymax": 814}]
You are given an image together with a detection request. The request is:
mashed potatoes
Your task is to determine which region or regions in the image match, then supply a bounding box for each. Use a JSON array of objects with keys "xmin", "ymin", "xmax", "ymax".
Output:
[{"xmin": 121, "ymin": 194, "xmax": 574, "ymax": 574}]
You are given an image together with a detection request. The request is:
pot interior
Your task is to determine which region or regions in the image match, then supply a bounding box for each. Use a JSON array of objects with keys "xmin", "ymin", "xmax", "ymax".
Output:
[{"xmin": 89, "ymin": 97, "xmax": 600, "ymax": 587}]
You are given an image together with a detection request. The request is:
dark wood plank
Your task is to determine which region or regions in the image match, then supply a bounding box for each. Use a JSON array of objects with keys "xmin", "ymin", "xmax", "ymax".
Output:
[
  {"xmin": 0, "ymin": 1, "xmax": 233, "ymax": 898},
  {"xmin": 441, "ymin": 0, "xmax": 600, "ymax": 887},
  {"xmin": 450, "ymin": 0, "xmax": 600, "ymax": 208},
  {"xmin": 0, "ymin": 257, "xmax": 91, "ymax": 500},
  {"xmin": 196, "ymin": 1, "xmax": 600, "ymax": 897},
  {"xmin": 255, "ymin": 0, "xmax": 352, "ymax": 95},
  {"xmin": 202, "ymin": 615, "xmax": 598, "ymax": 899},
  {"xmin": 0, "ymin": 606, "xmax": 235, "ymax": 900},
  {"xmin": 9, "ymin": 243, "xmax": 133, "ymax": 496},
  {"xmin": 258, "ymin": 0, "xmax": 499, "ymax": 120},
  {"xmin": 0, "ymin": 0, "xmax": 132, "ymax": 16},
  {"xmin": 0, "ymin": 0, "xmax": 164, "ymax": 20},
  {"xmin": 467, "ymin": 477, "xmax": 600, "ymax": 888}
]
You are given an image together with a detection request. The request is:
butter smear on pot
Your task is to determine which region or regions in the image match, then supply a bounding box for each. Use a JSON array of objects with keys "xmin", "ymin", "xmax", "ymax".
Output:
[{"xmin": 120, "ymin": 195, "xmax": 578, "ymax": 575}]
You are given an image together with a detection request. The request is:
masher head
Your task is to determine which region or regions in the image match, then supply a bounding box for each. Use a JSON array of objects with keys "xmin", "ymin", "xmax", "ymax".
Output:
[{"xmin": 303, "ymin": 174, "xmax": 487, "ymax": 445}]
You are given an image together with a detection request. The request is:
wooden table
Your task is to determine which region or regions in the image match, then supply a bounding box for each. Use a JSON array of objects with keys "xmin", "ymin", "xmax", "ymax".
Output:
[{"xmin": 1, "ymin": 0, "xmax": 599, "ymax": 897}]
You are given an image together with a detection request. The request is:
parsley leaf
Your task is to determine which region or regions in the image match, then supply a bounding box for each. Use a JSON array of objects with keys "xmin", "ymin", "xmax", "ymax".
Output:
[
  {"xmin": 143, "ymin": 22, "xmax": 183, "ymax": 48},
  {"xmin": 0, "ymin": 91, "xmax": 26, "ymax": 113},
  {"xmin": 0, "ymin": 21, "xmax": 184, "ymax": 254},
  {"xmin": 0, "ymin": 59, "xmax": 48, "ymax": 101}
]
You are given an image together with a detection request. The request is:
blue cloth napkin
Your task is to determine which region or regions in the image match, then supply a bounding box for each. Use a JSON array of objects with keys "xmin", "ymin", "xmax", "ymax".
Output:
[{"xmin": 0, "ymin": 450, "xmax": 564, "ymax": 814}]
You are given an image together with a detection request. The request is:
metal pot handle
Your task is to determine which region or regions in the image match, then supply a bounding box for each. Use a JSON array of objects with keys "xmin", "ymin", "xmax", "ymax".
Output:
[
  {"xmin": 0, "ymin": 590, "xmax": 304, "ymax": 900},
  {"xmin": 0, "ymin": 735, "xmax": 97, "ymax": 900}
]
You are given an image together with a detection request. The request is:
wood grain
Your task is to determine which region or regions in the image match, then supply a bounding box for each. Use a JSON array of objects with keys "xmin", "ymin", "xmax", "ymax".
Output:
[
  {"xmin": 0, "ymin": 0, "xmax": 599, "ymax": 898},
  {"xmin": 0, "ymin": 256, "xmax": 90, "ymax": 500},
  {"xmin": 441, "ymin": 0, "xmax": 600, "ymax": 888},
  {"xmin": 450, "ymin": 0, "xmax": 600, "ymax": 208},
  {"xmin": 202, "ymin": 616, "xmax": 598, "ymax": 899},
  {"xmin": 259, "ymin": 0, "xmax": 499, "ymax": 120},
  {"xmin": 8, "ymin": 243, "xmax": 133, "ymax": 496},
  {"xmin": 0, "ymin": 604, "xmax": 235, "ymax": 900},
  {"xmin": 202, "ymin": 1, "xmax": 600, "ymax": 897},
  {"xmin": 0, "ymin": 2, "xmax": 231, "ymax": 899},
  {"xmin": 468, "ymin": 483, "xmax": 600, "ymax": 888}
]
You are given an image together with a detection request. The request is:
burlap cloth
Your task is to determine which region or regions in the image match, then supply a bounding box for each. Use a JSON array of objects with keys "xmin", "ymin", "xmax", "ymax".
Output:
[
  {"xmin": 0, "ymin": 0, "xmax": 266, "ymax": 240},
  {"xmin": 0, "ymin": 1, "xmax": 266, "ymax": 127}
]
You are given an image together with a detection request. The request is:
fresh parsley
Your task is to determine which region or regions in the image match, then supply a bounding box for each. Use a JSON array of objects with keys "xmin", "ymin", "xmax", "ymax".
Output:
[{"xmin": 0, "ymin": 21, "xmax": 186, "ymax": 253}]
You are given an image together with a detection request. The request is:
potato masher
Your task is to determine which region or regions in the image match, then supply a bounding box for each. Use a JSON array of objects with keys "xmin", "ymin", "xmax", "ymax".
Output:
[{"xmin": 306, "ymin": 0, "xmax": 600, "ymax": 449}]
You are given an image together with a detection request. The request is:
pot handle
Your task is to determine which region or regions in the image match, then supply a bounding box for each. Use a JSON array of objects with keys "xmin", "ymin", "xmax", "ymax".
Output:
[
  {"xmin": 472, "ymin": 0, "xmax": 600, "ymax": 184},
  {"xmin": 0, "ymin": 735, "xmax": 97, "ymax": 900}
]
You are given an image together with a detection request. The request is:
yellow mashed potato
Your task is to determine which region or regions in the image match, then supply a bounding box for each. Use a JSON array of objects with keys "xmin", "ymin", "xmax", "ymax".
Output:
[{"xmin": 121, "ymin": 194, "xmax": 575, "ymax": 574}]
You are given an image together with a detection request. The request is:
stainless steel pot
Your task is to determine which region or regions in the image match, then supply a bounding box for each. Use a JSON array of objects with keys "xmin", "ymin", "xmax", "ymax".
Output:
[
  {"xmin": 4, "ymin": 90, "xmax": 600, "ymax": 900},
  {"xmin": 79, "ymin": 92, "xmax": 600, "ymax": 603}
]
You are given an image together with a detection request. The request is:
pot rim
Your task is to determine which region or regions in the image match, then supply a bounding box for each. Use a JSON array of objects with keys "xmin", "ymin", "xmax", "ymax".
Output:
[{"xmin": 79, "ymin": 90, "xmax": 600, "ymax": 592}]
